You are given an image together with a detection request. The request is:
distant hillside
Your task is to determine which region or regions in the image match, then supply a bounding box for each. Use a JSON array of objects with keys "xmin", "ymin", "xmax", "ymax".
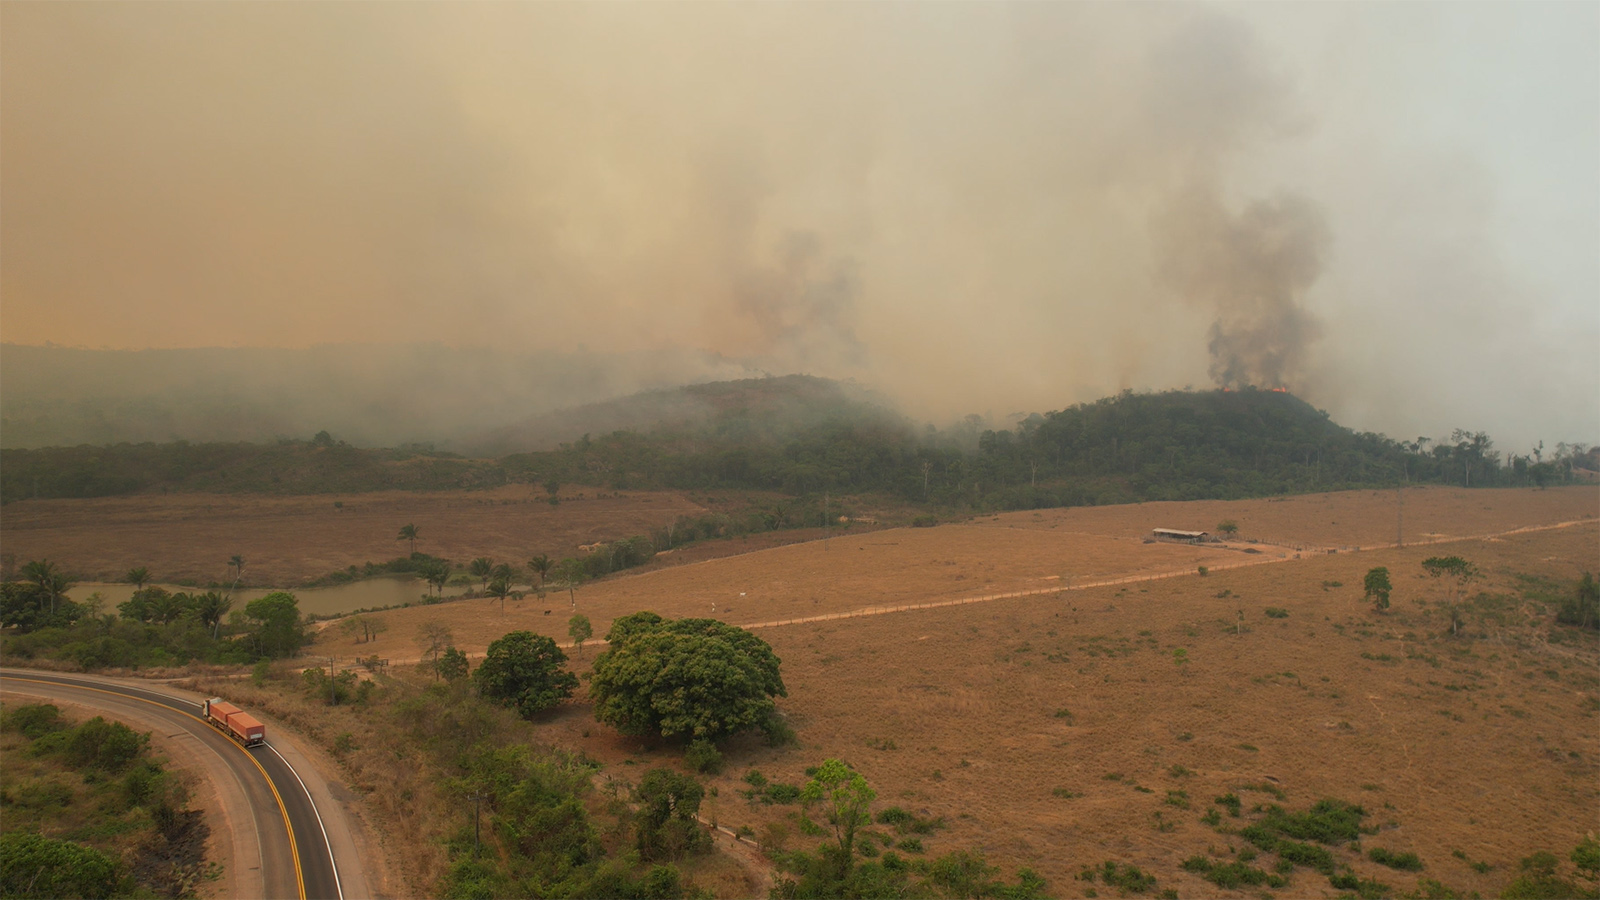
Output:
[
  {"xmin": 1, "ymin": 382, "xmax": 1577, "ymax": 507},
  {"xmin": 0, "ymin": 342, "xmax": 749, "ymax": 450},
  {"xmin": 466, "ymin": 374, "xmax": 902, "ymax": 456}
]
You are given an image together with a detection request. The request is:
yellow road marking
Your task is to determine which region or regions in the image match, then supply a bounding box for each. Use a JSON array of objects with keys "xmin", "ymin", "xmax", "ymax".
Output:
[{"xmin": 2, "ymin": 676, "xmax": 307, "ymax": 900}]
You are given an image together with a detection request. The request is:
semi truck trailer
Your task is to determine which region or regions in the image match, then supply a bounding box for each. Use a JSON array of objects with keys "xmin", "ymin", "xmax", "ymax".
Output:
[{"xmin": 202, "ymin": 698, "xmax": 266, "ymax": 746}]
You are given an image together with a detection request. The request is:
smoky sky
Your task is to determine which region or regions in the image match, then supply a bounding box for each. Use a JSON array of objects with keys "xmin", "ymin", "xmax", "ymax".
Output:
[{"xmin": 2, "ymin": 2, "xmax": 1595, "ymax": 450}]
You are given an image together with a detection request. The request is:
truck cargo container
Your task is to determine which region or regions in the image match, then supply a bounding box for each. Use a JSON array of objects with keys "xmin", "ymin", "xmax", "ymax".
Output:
[{"xmin": 202, "ymin": 698, "xmax": 266, "ymax": 746}]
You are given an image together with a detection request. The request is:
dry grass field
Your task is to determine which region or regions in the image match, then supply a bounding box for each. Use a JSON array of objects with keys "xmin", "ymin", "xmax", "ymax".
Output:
[
  {"xmin": 298, "ymin": 485, "xmax": 1597, "ymax": 897},
  {"xmin": 0, "ymin": 485, "xmax": 716, "ymax": 585},
  {"xmin": 9, "ymin": 484, "xmax": 1597, "ymax": 897}
]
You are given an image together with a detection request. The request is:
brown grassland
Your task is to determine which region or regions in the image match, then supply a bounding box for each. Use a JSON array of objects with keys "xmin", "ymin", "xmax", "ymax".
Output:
[
  {"xmin": 0, "ymin": 485, "xmax": 718, "ymax": 585},
  {"xmin": 9, "ymin": 484, "xmax": 1598, "ymax": 897},
  {"xmin": 284, "ymin": 484, "xmax": 1598, "ymax": 898}
]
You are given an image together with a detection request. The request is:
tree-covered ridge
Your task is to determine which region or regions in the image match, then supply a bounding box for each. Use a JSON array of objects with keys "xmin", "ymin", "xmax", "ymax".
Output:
[
  {"xmin": 2, "ymin": 383, "xmax": 1589, "ymax": 509},
  {"xmin": 506, "ymin": 387, "xmax": 1589, "ymax": 507}
]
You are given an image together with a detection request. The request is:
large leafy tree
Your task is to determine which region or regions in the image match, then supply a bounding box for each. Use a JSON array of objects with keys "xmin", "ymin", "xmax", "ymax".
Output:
[
  {"xmin": 474, "ymin": 631, "xmax": 578, "ymax": 719},
  {"xmin": 588, "ymin": 613, "xmax": 786, "ymax": 742},
  {"xmin": 243, "ymin": 591, "xmax": 307, "ymax": 658}
]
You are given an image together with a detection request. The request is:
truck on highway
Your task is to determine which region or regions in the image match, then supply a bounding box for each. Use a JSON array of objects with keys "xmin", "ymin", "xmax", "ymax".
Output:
[{"xmin": 202, "ymin": 698, "xmax": 266, "ymax": 746}]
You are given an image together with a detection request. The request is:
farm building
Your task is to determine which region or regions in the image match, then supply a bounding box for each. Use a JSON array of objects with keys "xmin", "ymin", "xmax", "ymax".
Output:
[{"xmin": 1151, "ymin": 528, "xmax": 1212, "ymax": 544}]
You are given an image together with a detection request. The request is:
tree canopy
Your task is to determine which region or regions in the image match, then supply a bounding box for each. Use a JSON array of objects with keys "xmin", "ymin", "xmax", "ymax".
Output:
[
  {"xmin": 242, "ymin": 591, "xmax": 308, "ymax": 658},
  {"xmin": 474, "ymin": 631, "xmax": 578, "ymax": 719},
  {"xmin": 588, "ymin": 613, "xmax": 786, "ymax": 742}
]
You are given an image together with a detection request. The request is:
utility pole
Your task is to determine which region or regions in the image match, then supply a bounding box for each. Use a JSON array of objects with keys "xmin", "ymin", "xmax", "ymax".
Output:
[
  {"xmin": 824, "ymin": 492, "xmax": 829, "ymax": 551},
  {"xmin": 327, "ymin": 658, "xmax": 337, "ymax": 705},
  {"xmin": 1396, "ymin": 480, "xmax": 1404, "ymax": 549}
]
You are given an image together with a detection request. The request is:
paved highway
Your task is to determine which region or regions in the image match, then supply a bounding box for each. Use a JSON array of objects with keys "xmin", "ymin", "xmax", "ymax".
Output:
[{"xmin": 0, "ymin": 670, "xmax": 343, "ymax": 900}]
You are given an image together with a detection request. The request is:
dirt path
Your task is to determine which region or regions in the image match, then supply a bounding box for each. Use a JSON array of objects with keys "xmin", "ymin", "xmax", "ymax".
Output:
[{"xmin": 372, "ymin": 518, "xmax": 1596, "ymax": 670}]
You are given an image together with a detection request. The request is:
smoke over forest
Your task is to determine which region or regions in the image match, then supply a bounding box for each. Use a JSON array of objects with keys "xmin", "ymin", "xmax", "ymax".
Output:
[{"xmin": 2, "ymin": 4, "xmax": 1595, "ymax": 451}]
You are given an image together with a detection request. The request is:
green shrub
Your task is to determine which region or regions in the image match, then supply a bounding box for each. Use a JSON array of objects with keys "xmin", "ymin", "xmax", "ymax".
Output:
[
  {"xmin": 1277, "ymin": 840, "xmax": 1336, "ymax": 874},
  {"xmin": 1265, "ymin": 607, "xmax": 1289, "ymax": 619},
  {"xmin": 1368, "ymin": 847, "xmax": 1423, "ymax": 871},
  {"xmin": 61, "ymin": 717, "xmax": 148, "ymax": 773},
  {"xmin": 0, "ymin": 831, "xmax": 128, "ymax": 899},
  {"xmin": 1214, "ymin": 792, "xmax": 1242, "ymax": 817},
  {"xmin": 1329, "ymin": 869, "xmax": 1390, "ymax": 899},
  {"xmin": 1262, "ymin": 799, "xmax": 1365, "ymax": 844},
  {"xmin": 763, "ymin": 783, "xmax": 801, "ymax": 805},
  {"xmin": 1085, "ymin": 861, "xmax": 1157, "ymax": 894},
  {"xmin": 875, "ymin": 807, "xmax": 913, "ymax": 826},
  {"xmin": 1, "ymin": 703, "xmax": 64, "ymax": 739},
  {"xmin": 684, "ymin": 738, "xmax": 723, "ymax": 775}
]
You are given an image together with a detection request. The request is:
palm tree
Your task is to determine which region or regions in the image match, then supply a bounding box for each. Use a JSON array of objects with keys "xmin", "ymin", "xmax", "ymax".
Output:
[
  {"xmin": 397, "ymin": 524, "xmax": 420, "ymax": 556},
  {"xmin": 151, "ymin": 591, "xmax": 186, "ymax": 625},
  {"xmin": 227, "ymin": 555, "xmax": 245, "ymax": 594},
  {"xmin": 527, "ymin": 555, "xmax": 552, "ymax": 588},
  {"xmin": 422, "ymin": 559, "xmax": 451, "ymax": 596},
  {"xmin": 126, "ymin": 567, "xmax": 151, "ymax": 590},
  {"xmin": 23, "ymin": 560, "xmax": 70, "ymax": 617},
  {"xmin": 194, "ymin": 591, "xmax": 232, "ymax": 639},
  {"xmin": 486, "ymin": 577, "xmax": 512, "ymax": 616},
  {"xmin": 469, "ymin": 557, "xmax": 494, "ymax": 593}
]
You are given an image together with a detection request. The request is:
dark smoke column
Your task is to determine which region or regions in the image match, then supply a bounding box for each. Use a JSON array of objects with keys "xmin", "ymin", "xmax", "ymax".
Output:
[{"xmin": 1157, "ymin": 187, "xmax": 1330, "ymax": 390}]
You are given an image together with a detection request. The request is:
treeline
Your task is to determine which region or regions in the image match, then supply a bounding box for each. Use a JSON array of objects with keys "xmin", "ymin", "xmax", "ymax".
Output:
[
  {"xmin": 0, "ymin": 435, "xmax": 501, "ymax": 503},
  {"xmin": 1, "ymin": 563, "xmax": 312, "ymax": 668},
  {"xmin": 3, "ymin": 386, "xmax": 1591, "ymax": 511},
  {"xmin": 508, "ymin": 388, "xmax": 1594, "ymax": 509}
]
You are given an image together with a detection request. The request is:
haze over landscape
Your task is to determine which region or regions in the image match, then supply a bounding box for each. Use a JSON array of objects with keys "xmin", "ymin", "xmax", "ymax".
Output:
[
  {"xmin": 3, "ymin": 7, "xmax": 1599, "ymax": 899},
  {"xmin": 3, "ymin": 3, "xmax": 1596, "ymax": 451}
]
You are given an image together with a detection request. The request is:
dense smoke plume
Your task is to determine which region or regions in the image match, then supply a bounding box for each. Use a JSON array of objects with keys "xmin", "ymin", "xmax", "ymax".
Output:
[
  {"xmin": 1144, "ymin": 14, "xmax": 1329, "ymax": 391},
  {"xmin": 1158, "ymin": 190, "xmax": 1328, "ymax": 389},
  {"xmin": 2, "ymin": 3, "xmax": 1594, "ymax": 450}
]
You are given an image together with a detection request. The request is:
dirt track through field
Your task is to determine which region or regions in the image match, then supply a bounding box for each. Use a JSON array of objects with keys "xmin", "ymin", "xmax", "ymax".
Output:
[
  {"xmin": 362, "ymin": 517, "xmax": 1597, "ymax": 669},
  {"xmin": 736, "ymin": 517, "xmax": 1598, "ymax": 631}
]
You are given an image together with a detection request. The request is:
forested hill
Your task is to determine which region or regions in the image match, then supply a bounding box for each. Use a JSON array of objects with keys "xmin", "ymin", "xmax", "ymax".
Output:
[
  {"xmin": 0, "ymin": 383, "xmax": 1580, "ymax": 508},
  {"xmin": 465, "ymin": 374, "xmax": 900, "ymax": 456}
]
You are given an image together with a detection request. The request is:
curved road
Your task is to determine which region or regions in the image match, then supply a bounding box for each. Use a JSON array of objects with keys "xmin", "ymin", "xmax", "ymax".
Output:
[{"xmin": 0, "ymin": 670, "xmax": 342, "ymax": 900}]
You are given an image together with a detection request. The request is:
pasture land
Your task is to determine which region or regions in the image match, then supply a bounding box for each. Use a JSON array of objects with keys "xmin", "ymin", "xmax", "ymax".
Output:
[
  {"xmin": 0, "ymin": 485, "xmax": 714, "ymax": 585},
  {"xmin": 307, "ymin": 486, "xmax": 1596, "ymax": 897}
]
